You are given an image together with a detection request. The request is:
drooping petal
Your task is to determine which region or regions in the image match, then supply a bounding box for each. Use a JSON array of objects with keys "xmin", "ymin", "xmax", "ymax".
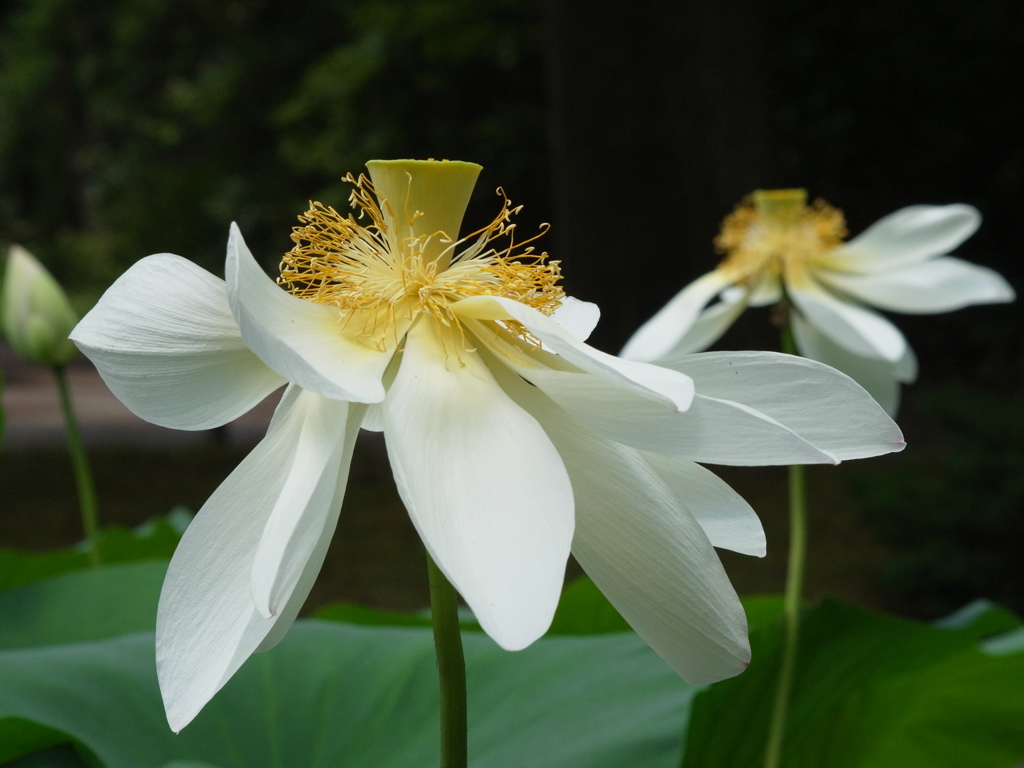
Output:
[
  {"xmin": 620, "ymin": 270, "xmax": 736, "ymax": 362},
  {"xmin": 746, "ymin": 273, "xmax": 784, "ymax": 307},
  {"xmin": 156, "ymin": 386, "xmax": 359, "ymax": 732},
  {"xmin": 825, "ymin": 204, "xmax": 980, "ymax": 273},
  {"xmin": 452, "ymin": 294, "xmax": 694, "ymax": 412},
  {"xmin": 893, "ymin": 338, "xmax": 918, "ymax": 383},
  {"xmin": 817, "ymin": 256, "xmax": 1015, "ymax": 314},
  {"xmin": 382, "ymin": 318, "xmax": 575, "ymax": 651},
  {"xmin": 549, "ymin": 296, "xmax": 601, "ymax": 341},
  {"xmin": 498, "ymin": 360, "xmax": 837, "ymax": 465},
  {"xmin": 656, "ymin": 289, "xmax": 750, "ymax": 357},
  {"xmin": 660, "ymin": 350, "xmax": 905, "ymax": 459},
  {"xmin": 256, "ymin": 405, "xmax": 366, "ymax": 653},
  {"xmin": 249, "ymin": 394, "xmax": 357, "ymax": 618},
  {"xmin": 477, "ymin": 328, "xmax": 836, "ymax": 466},
  {"xmin": 225, "ymin": 223, "xmax": 393, "ymax": 404},
  {"xmin": 71, "ymin": 254, "xmax": 285, "ymax": 430},
  {"xmin": 493, "ymin": 366, "xmax": 751, "ymax": 684},
  {"xmin": 640, "ymin": 452, "xmax": 766, "ymax": 557},
  {"xmin": 787, "ymin": 265, "xmax": 908, "ymax": 362},
  {"xmin": 791, "ymin": 314, "xmax": 912, "ymax": 416}
]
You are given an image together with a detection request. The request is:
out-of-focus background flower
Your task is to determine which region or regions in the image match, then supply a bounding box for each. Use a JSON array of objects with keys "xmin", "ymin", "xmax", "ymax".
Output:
[{"xmin": 1, "ymin": 0, "xmax": 1020, "ymax": 618}]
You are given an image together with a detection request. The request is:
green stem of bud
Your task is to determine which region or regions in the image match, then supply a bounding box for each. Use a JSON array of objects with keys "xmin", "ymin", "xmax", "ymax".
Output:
[{"xmin": 54, "ymin": 366, "xmax": 101, "ymax": 567}]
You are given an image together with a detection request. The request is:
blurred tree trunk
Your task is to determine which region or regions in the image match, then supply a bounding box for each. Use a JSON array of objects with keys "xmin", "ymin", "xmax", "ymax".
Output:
[{"xmin": 542, "ymin": 0, "xmax": 774, "ymax": 350}]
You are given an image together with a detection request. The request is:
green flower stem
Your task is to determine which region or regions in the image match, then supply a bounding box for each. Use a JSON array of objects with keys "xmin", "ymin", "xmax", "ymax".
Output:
[
  {"xmin": 427, "ymin": 553, "xmax": 467, "ymax": 768},
  {"xmin": 54, "ymin": 366, "xmax": 101, "ymax": 567},
  {"xmin": 764, "ymin": 322, "xmax": 807, "ymax": 768},
  {"xmin": 764, "ymin": 462, "xmax": 806, "ymax": 768}
]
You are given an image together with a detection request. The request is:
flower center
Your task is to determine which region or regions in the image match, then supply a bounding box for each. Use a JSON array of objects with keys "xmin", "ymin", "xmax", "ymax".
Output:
[
  {"xmin": 715, "ymin": 189, "xmax": 847, "ymax": 284},
  {"xmin": 278, "ymin": 171, "xmax": 564, "ymax": 350}
]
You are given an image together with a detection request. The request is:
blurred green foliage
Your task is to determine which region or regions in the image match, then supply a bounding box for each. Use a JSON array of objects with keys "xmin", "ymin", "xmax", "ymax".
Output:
[
  {"xmin": 851, "ymin": 384, "xmax": 1024, "ymax": 618},
  {"xmin": 0, "ymin": 0, "xmax": 546, "ymax": 297}
]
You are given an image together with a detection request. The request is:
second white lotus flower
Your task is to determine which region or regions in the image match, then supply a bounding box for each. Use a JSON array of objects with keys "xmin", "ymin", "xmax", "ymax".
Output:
[
  {"xmin": 621, "ymin": 190, "xmax": 1015, "ymax": 413},
  {"xmin": 72, "ymin": 161, "xmax": 904, "ymax": 732}
]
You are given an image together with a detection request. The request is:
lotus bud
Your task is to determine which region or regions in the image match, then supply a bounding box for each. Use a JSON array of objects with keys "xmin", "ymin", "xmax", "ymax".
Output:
[{"xmin": 2, "ymin": 244, "xmax": 79, "ymax": 367}]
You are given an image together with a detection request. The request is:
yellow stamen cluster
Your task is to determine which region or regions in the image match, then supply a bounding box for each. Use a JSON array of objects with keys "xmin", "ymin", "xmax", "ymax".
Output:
[
  {"xmin": 715, "ymin": 189, "xmax": 847, "ymax": 284},
  {"xmin": 278, "ymin": 173, "xmax": 563, "ymax": 350}
]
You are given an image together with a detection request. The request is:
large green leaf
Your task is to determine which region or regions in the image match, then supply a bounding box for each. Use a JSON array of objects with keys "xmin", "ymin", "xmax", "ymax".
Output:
[
  {"xmin": 0, "ymin": 621, "xmax": 695, "ymax": 768},
  {"xmin": 0, "ymin": 512, "xmax": 186, "ymax": 594},
  {"xmin": 0, "ymin": 560, "xmax": 170, "ymax": 763},
  {"xmin": 0, "ymin": 560, "xmax": 166, "ymax": 650},
  {"xmin": 682, "ymin": 598, "xmax": 1024, "ymax": 768}
]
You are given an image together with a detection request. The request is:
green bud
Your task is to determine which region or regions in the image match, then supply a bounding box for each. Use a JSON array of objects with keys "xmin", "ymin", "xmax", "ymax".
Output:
[{"xmin": 2, "ymin": 244, "xmax": 79, "ymax": 367}]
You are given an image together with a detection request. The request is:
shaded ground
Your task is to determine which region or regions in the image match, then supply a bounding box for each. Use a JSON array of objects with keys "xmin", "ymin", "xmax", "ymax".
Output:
[{"xmin": 2, "ymin": 343, "xmax": 898, "ymax": 614}]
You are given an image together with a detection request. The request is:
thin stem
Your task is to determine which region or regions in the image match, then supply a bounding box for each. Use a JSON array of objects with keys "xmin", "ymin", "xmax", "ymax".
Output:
[
  {"xmin": 764, "ymin": 323, "xmax": 807, "ymax": 767},
  {"xmin": 764, "ymin": 463, "xmax": 806, "ymax": 768},
  {"xmin": 54, "ymin": 366, "xmax": 101, "ymax": 567},
  {"xmin": 427, "ymin": 553, "xmax": 467, "ymax": 768}
]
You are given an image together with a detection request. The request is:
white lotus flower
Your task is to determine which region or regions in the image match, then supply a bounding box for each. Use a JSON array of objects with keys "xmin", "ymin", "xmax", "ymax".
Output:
[
  {"xmin": 71, "ymin": 162, "xmax": 904, "ymax": 732},
  {"xmin": 621, "ymin": 189, "xmax": 1015, "ymax": 413}
]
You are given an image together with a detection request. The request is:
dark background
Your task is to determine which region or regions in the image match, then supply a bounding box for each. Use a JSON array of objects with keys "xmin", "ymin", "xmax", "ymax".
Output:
[{"xmin": 1, "ymin": 0, "xmax": 1021, "ymax": 617}]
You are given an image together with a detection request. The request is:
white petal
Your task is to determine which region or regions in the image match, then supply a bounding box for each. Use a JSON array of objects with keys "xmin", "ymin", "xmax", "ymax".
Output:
[
  {"xmin": 382, "ymin": 318, "xmax": 575, "ymax": 650},
  {"xmin": 659, "ymin": 290, "xmax": 750, "ymax": 356},
  {"xmin": 788, "ymin": 270, "xmax": 908, "ymax": 362},
  {"xmin": 818, "ymin": 256, "xmax": 1015, "ymax": 314},
  {"xmin": 663, "ymin": 350, "xmax": 906, "ymax": 459},
  {"xmin": 746, "ymin": 273, "xmax": 784, "ymax": 307},
  {"xmin": 620, "ymin": 270, "xmax": 735, "ymax": 362},
  {"xmin": 452, "ymin": 295, "xmax": 694, "ymax": 412},
  {"xmin": 791, "ymin": 314, "xmax": 913, "ymax": 416},
  {"xmin": 641, "ymin": 453, "xmax": 765, "ymax": 557},
  {"xmin": 71, "ymin": 254, "xmax": 286, "ymax": 430},
  {"xmin": 828, "ymin": 204, "xmax": 981, "ymax": 272},
  {"xmin": 549, "ymin": 296, "xmax": 601, "ymax": 341},
  {"xmin": 893, "ymin": 339, "xmax": 918, "ymax": 383},
  {"xmin": 156, "ymin": 387, "xmax": 359, "ymax": 732},
  {"xmin": 225, "ymin": 223, "xmax": 393, "ymax": 403},
  {"xmin": 487, "ymin": 345, "xmax": 835, "ymax": 466},
  {"xmin": 257, "ymin": 406, "xmax": 365, "ymax": 652},
  {"xmin": 494, "ymin": 368, "xmax": 751, "ymax": 684},
  {"xmin": 249, "ymin": 394, "xmax": 355, "ymax": 618},
  {"xmin": 359, "ymin": 402, "xmax": 384, "ymax": 432}
]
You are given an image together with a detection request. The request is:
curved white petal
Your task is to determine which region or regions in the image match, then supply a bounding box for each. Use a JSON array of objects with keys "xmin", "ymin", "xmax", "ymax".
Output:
[
  {"xmin": 479, "ymin": 326, "xmax": 836, "ymax": 466},
  {"xmin": 226, "ymin": 223, "xmax": 392, "ymax": 404},
  {"xmin": 382, "ymin": 318, "xmax": 574, "ymax": 651},
  {"xmin": 493, "ymin": 356, "xmax": 836, "ymax": 465},
  {"xmin": 156, "ymin": 387, "xmax": 359, "ymax": 732},
  {"xmin": 660, "ymin": 290, "xmax": 751, "ymax": 356},
  {"xmin": 256, "ymin": 404, "xmax": 365, "ymax": 653},
  {"xmin": 550, "ymin": 296, "xmax": 600, "ymax": 341},
  {"xmin": 492, "ymin": 366, "xmax": 750, "ymax": 684},
  {"xmin": 360, "ymin": 402, "xmax": 384, "ymax": 432},
  {"xmin": 827, "ymin": 204, "xmax": 981, "ymax": 273},
  {"xmin": 662, "ymin": 350, "xmax": 905, "ymax": 458},
  {"xmin": 746, "ymin": 273, "xmax": 784, "ymax": 307},
  {"xmin": 641, "ymin": 453, "xmax": 765, "ymax": 557},
  {"xmin": 818, "ymin": 257, "xmax": 1015, "ymax": 314},
  {"xmin": 452, "ymin": 295, "xmax": 694, "ymax": 412},
  {"xmin": 620, "ymin": 270, "xmax": 735, "ymax": 362},
  {"xmin": 787, "ymin": 269, "xmax": 907, "ymax": 362},
  {"xmin": 893, "ymin": 338, "xmax": 918, "ymax": 383},
  {"xmin": 71, "ymin": 254, "xmax": 285, "ymax": 430},
  {"xmin": 791, "ymin": 314, "xmax": 913, "ymax": 416},
  {"xmin": 249, "ymin": 393, "xmax": 354, "ymax": 618}
]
